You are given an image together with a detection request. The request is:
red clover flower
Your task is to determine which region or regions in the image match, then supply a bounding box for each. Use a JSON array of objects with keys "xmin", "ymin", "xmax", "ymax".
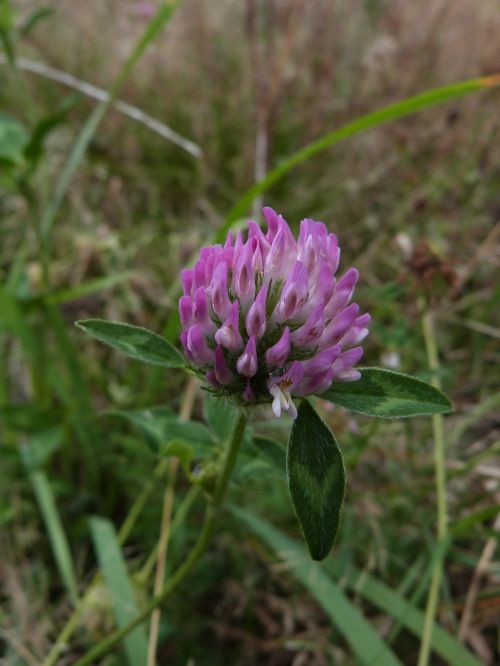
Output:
[
  {"xmin": 78, "ymin": 207, "xmax": 451, "ymax": 570},
  {"xmin": 179, "ymin": 208, "xmax": 370, "ymax": 418}
]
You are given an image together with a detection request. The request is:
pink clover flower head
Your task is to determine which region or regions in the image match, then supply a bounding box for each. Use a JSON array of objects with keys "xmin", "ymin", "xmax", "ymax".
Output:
[
  {"xmin": 134, "ymin": 2, "xmax": 156, "ymax": 19},
  {"xmin": 179, "ymin": 208, "xmax": 370, "ymax": 418}
]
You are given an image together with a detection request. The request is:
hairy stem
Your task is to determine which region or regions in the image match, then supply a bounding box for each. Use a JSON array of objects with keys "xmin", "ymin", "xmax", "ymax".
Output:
[{"xmin": 73, "ymin": 412, "xmax": 247, "ymax": 666}]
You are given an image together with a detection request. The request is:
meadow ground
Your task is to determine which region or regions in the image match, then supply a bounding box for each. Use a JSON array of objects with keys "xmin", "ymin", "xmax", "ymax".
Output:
[{"xmin": 1, "ymin": 1, "xmax": 500, "ymax": 664}]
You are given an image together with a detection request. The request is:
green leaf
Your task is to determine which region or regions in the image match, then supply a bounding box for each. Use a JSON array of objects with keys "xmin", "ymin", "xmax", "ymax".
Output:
[
  {"xmin": 76, "ymin": 319, "xmax": 185, "ymax": 368},
  {"xmin": 22, "ymin": 443, "xmax": 79, "ymax": 605},
  {"xmin": 217, "ymin": 74, "xmax": 500, "ymax": 239},
  {"xmin": 106, "ymin": 405, "xmax": 175, "ymax": 447},
  {"xmin": 319, "ymin": 367, "xmax": 452, "ymax": 418},
  {"xmin": 0, "ymin": 404, "xmax": 61, "ymax": 433},
  {"xmin": 0, "ymin": 285, "xmax": 40, "ymax": 361},
  {"xmin": 20, "ymin": 427, "xmax": 63, "ymax": 470},
  {"xmin": 231, "ymin": 506, "xmax": 403, "ymax": 666},
  {"xmin": 204, "ymin": 394, "xmax": 235, "ymax": 441},
  {"xmin": 160, "ymin": 440, "xmax": 195, "ymax": 471},
  {"xmin": 107, "ymin": 406, "xmax": 216, "ymax": 458},
  {"xmin": 287, "ymin": 400, "xmax": 345, "ymax": 560},
  {"xmin": 236, "ymin": 436, "xmax": 287, "ymax": 481},
  {"xmin": 252, "ymin": 436, "xmax": 286, "ymax": 471},
  {"xmin": 0, "ymin": 2, "xmax": 15, "ymax": 64},
  {"xmin": 160, "ymin": 417, "xmax": 215, "ymax": 448},
  {"xmin": 0, "ymin": 113, "xmax": 29, "ymax": 165},
  {"xmin": 89, "ymin": 516, "xmax": 148, "ymax": 666}
]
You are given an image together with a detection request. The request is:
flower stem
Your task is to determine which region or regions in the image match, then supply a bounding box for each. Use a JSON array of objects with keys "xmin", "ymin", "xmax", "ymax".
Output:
[
  {"xmin": 417, "ymin": 308, "xmax": 448, "ymax": 666},
  {"xmin": 72, "ymin": 411, "xmax": 247, "ymax": 666}
]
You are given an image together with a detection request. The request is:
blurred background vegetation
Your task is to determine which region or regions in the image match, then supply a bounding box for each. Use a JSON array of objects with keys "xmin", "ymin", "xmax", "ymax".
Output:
[{"xmin": 1, "ymin": 0, "xmax": 500, "ymax": 664}]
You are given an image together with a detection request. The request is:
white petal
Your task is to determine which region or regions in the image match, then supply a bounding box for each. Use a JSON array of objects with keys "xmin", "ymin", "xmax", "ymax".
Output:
[{"xmin": 270, "ymin": 386, "xmax": 282, "ymax": 418}]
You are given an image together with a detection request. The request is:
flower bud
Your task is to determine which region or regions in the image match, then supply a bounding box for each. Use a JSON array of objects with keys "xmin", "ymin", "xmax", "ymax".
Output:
[
  {"xmin": 215, "ymin": 301, "xmax": 243, "ymax": 351},
  {"xmin": 236, "ymin": 336, "xmax": 258, "ymax": 377},
  {"xmin": 265, "ymin": 327, "xmax": 291, "ymax": 368},
  {"xmin": 186, "ymin": 325, "xmax": 213, "ymax": 365},
  {"xmin": 246, "ymin": 283, "xmax": 268, "ymax": 339}
]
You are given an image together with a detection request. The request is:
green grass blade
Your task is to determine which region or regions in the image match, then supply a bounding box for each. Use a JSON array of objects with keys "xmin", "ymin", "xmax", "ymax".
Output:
[
  {"xmin": 452, "ymin": 504, "xmax": 500, "ymax": 535},
  {"xmin": 217, "ymin": 74, "xmax": 500, "ymax": 240},
  {"xmin": 89, "ymin": 516, "xmax": 148, "ymax": 666},
  {"xmin": 0, "ymin": 284, "xmax": 49, "ymax": 408},
  {"xmin": 324, "ymin": 561, "xmax": 482, "ymax": 666},
  {"xmin": 22, "ymin": 455, "xmax": 79, "ymax": 605},
  {"xmin": 0, "ymin": 285, "xmax": 38, "ymax": 359},
  {"xmin": 231, "ymin": 506, "xmax": 403, "ymax": 666},
  {"xmin": 235, "ymin": 507, "xmax": 483, "ymax": 666},
  {"xmin": 44, "ymin": 305, "xmax": 100, "ymax": 484},
  {"xmin": 40, "ymin": 1, "xmax": 182, "ymax": 242},
  {"xmin": 42, "ymin": 271, "xmax": 138, "ymax": 306},
  {"xmin": 19, "ymin": 6, "xmax": 55, "ymax": 39}
]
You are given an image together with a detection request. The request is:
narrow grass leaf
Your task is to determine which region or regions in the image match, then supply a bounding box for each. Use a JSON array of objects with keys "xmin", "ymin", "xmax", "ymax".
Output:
[
  {"xmin": 218, "ymin": 74, "xmax": 500, "ymax": 237},
  {"xmin": 77, "ymin": 319, "xmax": 185, "ymax": 368},
  {"xmin": 0, "ymin": 3, "xmax": 15, "ymax": 65},
  {"xmin": 287, "ymin": 400, "xmax": 345, "ymax": 560},
  {"xmin": 452, "ymin": 504, "xmax": 500, "ymax": 535},
  {"xmin": 45, "ymin": 305, "xmax": 101, "ymax": 484},
  {"xmin": 19, "ymin": 5, "xmax": 55, "ymax": 38},
  {"xmin": 0, "ymin": 286, "xmax": 41, "ymax": 360},
  {"xmin": 0, "ymin": 404, "xmax": 60, "ymax": 433},
  {"xmin": 235, "ymin": 508, "xmax": 481, "ymax": 666},
  {"xmin": 231, "ymin": 506, "xmax": 403, "ymax": 666},
  {"xmin": 319, "ymin": 368, "xmax": 452, "ymax": 418},
  {"xmin": 43, "ymin": 271, "xmax": 138, "ymax": 306},
  {"xmin": 105, "ymin": 405, "xmax": 175, "ymax": 447},
  {"xmin": 323, "ymin": 560, "xmax": 483, "ymax": 666},
  {"xmin": 89, "ymin": 516, "xmax": 148, "ymax": 666},
  {"xmin": 22, "ymin": 448, "xmax": 79, "ymax": 605},
  {"xmin": 40, "ymin": 1, "xmax": 182, "ymax": 241}
]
